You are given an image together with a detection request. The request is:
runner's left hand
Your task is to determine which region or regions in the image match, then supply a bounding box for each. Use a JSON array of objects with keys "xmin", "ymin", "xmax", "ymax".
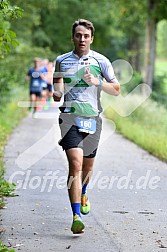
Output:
[{"xmin": 83, "ymin": 68, "xmax": 99, "ymax": 86}]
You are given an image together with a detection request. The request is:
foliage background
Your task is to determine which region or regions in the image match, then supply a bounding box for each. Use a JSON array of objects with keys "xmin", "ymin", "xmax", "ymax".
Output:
[
  {"xmin": 0, "ymin": 0, "xmax": 167, "ymax": 197},
  {"xmin": 0, "ymin": 0, "xmax": 167, "ymax": 102}
]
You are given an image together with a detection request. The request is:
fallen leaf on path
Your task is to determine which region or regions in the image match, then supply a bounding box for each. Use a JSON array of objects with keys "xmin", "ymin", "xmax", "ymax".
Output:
[
  {"xmin": 13, "ymin": 243, "xmax": 24, "ymax": 248},
  {"xmin": 156, "ymin": 240, "xmax": 167, "ymax": 248},
  {"xmin": 0, "ymin": 228, "xmax": 5, "ymax": 233}
]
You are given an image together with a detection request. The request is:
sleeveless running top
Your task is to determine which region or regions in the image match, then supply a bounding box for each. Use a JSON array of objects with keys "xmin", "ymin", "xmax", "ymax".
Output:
[{"xmin": 55, "ymin": 50, "xmax": 118, "ymax": 117}]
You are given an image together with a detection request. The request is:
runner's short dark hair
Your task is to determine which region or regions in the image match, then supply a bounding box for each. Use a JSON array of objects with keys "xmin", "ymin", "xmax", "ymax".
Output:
[{"xmin": 72, "ymin": 19, "xmax": 95, "ymax": 37}]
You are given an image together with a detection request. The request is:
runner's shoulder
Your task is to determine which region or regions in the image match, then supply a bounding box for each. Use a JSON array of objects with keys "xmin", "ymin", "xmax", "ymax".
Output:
[
  {"xmin": 28, "ymin": 67, "xmax": 34, "ymax": 74},
  {"xmin": 91, "ymin": 50, "xmax": 111, "ymax": 64},
  {"xmin": 56, "ymin": 51, "xmax": 73, "ymax": 63}
]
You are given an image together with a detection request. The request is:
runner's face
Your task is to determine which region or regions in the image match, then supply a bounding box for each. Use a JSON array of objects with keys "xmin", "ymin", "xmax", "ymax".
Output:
[
  {"xmin": 34, "ymin": 60, "xmax": 41, "ymax": 68},
  {"xmin": 73, "ymin": 25, "xmax": 93, "ymax": 56}
]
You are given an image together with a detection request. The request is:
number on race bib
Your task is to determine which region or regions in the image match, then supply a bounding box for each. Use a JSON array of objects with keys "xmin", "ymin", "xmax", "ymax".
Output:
[
  {"xmin": 74, "ymin": 117, "xmax": 96, "ymax": 134},
  {"xmin": 80, "ymin": 120, "xmax": 92, "ymax": 129}
]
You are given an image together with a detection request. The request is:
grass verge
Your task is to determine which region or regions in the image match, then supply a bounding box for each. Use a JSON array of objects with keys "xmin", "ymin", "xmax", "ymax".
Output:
[
  {"xmin": 103, "ymin": 94, "xmax": 167, "ymax": 163},
  {"xmin": 0, "ymin": 89, "xmax": 27, "ymax": 208}
]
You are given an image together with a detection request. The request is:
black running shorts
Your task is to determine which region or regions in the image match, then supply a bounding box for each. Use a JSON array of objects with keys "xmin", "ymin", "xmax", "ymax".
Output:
[
  {"xmin": 30, "ymin": 91, "xmax": 41, "ymax": 97},
  {"xmin": 58, "ymin": 113, "xmax": 102, "ymax": 158}
]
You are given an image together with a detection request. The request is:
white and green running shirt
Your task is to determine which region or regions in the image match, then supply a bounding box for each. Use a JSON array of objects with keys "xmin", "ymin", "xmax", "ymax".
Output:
[{"xmin": 55, "ymin": 50, "xmax": 118, "ymax": 117}]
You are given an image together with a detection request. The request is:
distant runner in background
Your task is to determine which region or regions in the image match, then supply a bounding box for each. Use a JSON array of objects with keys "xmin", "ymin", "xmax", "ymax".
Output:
[
  {"xmin": 46, "ymin": 61, "xmax": 54, "ymax": 104},
  {"xmin": 26, "ymin": 57, "xmax": 44, "ymax": 113},
  {"xmin": 40, "ymin": 58, "xmax": 49, "ymax": 110}
]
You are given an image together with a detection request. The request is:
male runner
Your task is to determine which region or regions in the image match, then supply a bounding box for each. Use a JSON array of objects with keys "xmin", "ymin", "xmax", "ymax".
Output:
[{"xmin": 53, "ymin": 19, "xmax": 120, "ymax": 234}]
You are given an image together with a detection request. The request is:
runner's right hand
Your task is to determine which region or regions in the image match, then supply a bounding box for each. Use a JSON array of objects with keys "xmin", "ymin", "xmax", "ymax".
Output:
[{"xmin": 53, "ymin": 91, "xmax": 62, "ymax": 101}]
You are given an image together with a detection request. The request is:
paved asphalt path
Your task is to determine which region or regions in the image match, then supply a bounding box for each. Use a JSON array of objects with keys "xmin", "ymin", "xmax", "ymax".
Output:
[{"xmin": 1, "ymin": 108, "xmax": 167, "ymax": 252}]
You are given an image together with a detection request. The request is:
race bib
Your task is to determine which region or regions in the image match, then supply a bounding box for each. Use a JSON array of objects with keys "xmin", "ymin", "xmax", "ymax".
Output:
[{"xmin": 74, "ymin": 117, "xmax": 96, "ymax": 134}]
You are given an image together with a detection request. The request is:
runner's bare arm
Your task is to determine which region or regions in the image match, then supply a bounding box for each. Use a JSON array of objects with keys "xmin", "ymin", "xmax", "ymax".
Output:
[
  {"xmin": 25, "ymin": 75, "xmax": 30, "ymax": 81},
  {"xmin": 100, "ymin": 81, "xmax": 120, "ymax": 96},
  {"xmin": 53, "ymin": 77, "xmax": 64, "ymax": 101}
]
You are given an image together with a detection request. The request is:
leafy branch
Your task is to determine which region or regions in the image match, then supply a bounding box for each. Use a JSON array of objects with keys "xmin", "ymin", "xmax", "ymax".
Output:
[{"xmin": 0, "ymin": 0, "xmax": 23, "ymax": 57}]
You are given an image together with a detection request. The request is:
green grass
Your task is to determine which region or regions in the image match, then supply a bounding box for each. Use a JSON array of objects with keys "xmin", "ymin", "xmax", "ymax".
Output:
[
  {"xmin": 103, "ymin": 95, "xmax": 167, "ymax": 162},
  {"xmin": 0, "ymin": 242, "xmax": 15, "ymax": 252},
  {"xmin": 102, "ymin": 58, "xmax": 167, "ymax": 162},
  {"xmin": 154, "ymin": 58, "xmax": 167, "ymax": 94},
  {"xmin": 0, "ymin": 88, "xmax": 27, "ymax": 208},
  {"xmin": 155, "ymin": 58, "xmax": 167, "ymax": 76}
]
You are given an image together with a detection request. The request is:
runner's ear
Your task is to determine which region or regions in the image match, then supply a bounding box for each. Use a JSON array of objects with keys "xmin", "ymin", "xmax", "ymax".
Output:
[{"xmin": 90, "ymin": 36, "xmax": 94, "ymax": 44}]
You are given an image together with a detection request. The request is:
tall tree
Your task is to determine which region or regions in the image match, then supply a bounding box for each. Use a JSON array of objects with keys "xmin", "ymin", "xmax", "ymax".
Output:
[
  {"xmin": 107, "ymin": 1, "xmax": 146, "ymax": 72},
  {"xmin": 144, "ymin": 0, "xmax": 167, "ymax": 89}
]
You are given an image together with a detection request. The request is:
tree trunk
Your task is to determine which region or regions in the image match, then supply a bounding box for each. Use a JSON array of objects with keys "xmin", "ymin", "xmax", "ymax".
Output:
[
  {"xmin": 143, "ymin": 0, "xmax": 157, "ymax": 91},
  {"xmin": 128, "ymin": 35, "xmax": 141, "ymax": 73}
]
